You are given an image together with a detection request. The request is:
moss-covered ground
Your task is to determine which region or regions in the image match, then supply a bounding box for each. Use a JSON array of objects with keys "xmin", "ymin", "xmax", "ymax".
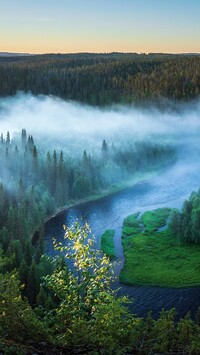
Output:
[
  {"xmin": 120, "ymin": 208, "xmax": 200, "ymax": 287},
  {"xmin": 101, "ymin": 229, "xmax": 115, "ymax": 259}
]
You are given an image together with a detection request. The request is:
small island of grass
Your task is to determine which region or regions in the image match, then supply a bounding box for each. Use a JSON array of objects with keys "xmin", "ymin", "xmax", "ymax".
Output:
[
  {"xmin": 120, "ymin": 208, "xmax": 200, "ymax": 287},
  {"xmin": 101, "ymin": 229, "xmax": 115, "ymax": 259}
]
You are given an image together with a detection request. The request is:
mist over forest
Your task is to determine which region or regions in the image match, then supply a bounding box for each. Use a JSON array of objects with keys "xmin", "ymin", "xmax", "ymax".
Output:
[{"xmin": 1, "ymin": 92, "xmax": 200, "ymax": 148}]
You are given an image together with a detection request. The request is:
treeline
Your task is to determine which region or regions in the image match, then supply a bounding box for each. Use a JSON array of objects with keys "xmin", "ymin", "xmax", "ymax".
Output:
[
  {"xmin": 0, "ymin": 53, "xmax": 200, "ymax": 104},
  {"xmin": 170, "ymin": 189, "xmax": 200, "ymax": 244}
]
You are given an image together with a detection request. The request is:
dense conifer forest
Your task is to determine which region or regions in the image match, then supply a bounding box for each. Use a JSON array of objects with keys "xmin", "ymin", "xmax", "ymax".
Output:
[{"xmin": 0, "ymin": 53, "xmax": 200, "ymax": 105}]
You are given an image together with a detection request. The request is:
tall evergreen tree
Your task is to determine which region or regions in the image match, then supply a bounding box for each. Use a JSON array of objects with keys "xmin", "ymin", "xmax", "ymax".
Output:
[
  {"xmin": 27, "ymin": 259, "xmax": 37, "ymax": 306},
  {"xmin": 21, "ymin": 129, "xmax": 27, "ymax": 147}
]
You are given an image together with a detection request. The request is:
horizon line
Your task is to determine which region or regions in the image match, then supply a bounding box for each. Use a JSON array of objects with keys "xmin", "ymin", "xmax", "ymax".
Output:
[{"xmin": 0, "ymin": 51, "xmax": 200, "ymax": 57}]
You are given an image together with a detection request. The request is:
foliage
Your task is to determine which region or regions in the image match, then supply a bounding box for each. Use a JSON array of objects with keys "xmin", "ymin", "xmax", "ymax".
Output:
[
  {"xmin": 45, "ymin": 222, "xmax": 115, "ymax": 319},
  {"xmin": 0, "ymin": 272, "xmax": 47, "ymax": 343},
  {"xmin": 43, "ymin": 222, "xmax": 137, "ymax": 352},
  {"xmin": 100, "ymin": 229, "xmax": 115, "ymax": 258},
  {"xmin": 170, "ymin": 189, "xmax": 200, "ymax": 244},
  {"xmin": 1, "ymin": 225, "xmax": 200, "ymax": 353}
]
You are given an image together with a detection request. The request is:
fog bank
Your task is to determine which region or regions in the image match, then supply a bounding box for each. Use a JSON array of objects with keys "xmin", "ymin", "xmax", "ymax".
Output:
[{"xmin": 0, "ymin": 93, "xmax": 200, "ymax": 152}]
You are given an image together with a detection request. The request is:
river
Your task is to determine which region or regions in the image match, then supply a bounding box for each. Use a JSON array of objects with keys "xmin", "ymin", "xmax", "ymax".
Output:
[{"xmin": 44, "ymin": 142, "xmax": 200, "ymax": 319}]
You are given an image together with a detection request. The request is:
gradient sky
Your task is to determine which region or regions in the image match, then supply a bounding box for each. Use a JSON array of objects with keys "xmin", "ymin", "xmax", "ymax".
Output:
[{"xmin": 0, "ymin": 0, "xmax": 200, "ymax": 54}]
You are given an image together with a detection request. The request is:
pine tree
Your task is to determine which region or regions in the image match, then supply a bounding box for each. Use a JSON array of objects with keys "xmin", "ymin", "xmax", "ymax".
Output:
[
  {"xmin": 21, "ymin": 129, "xmax": 27, "ymax": 147},
  {"xmin": 27, "ymin": 135, "xmax": 34, "ymax": 151},
  {"xmin": 55, "ymin": 150, "xmax": 67, "ymax": 206},
  {"xmin": 32, "ymin": 145, "xmax": 38, "ymax": 182},
  {"xmin": 6, "ymin": 240, "xmax": 22, "ymax": 268},
  {"xmin": 0, "ymin": 227, "xmax": 10, "ymax": 252},
  {"xmin": 24, "ymin": 240, "xmax": 33, "ymax": 266},
  {"xmin": 101, "ymin": 139, "xmax": 108, "ymax": 160},
  {"xmin": 36, "ymin": 285, "xmax": 48, "ymax": 309},
  {"xmin": 27, "ymin": 259, "xmax": 38, "ymax": 306},
  {"xmin": 18, "ymin": 177, "xmax": 25, "ymax": 201},
  {"xmin": 6, "ymin": 131, "xmax": 10, "ymax": 145},
  {"xmin": 46, "ymin": 151, "xmax": 52, "ymax": 192},
  {"xmin": 19, "ymin": 258, "xmax": 29, "ymax": 286},
  {"xmin": 0, "ymin": 133, "xmax": 4, "ymax": 144},
  {"xmin": 35, "ymin": 234, "xmax": 44, "ymax": 264},
  {"xmin": 0, "ymin": 183, "xmax": 5, "ymax": 225},
  {"xmin": 52, "ymin": 150, "xmax": 57, "ymax": 194},
  {"xmin": 7, "ymin": 206, "xmax": 16, "ymax": 238}
]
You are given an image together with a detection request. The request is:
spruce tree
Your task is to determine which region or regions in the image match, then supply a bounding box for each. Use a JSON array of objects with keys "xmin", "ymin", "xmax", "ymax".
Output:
[
  {"xmin": 27, "ymin": 259, "xmax": 37, "ymax": 306},
  {"xmin": 19, "ymin": 258, "xmax": 29, "ymax": 287}
]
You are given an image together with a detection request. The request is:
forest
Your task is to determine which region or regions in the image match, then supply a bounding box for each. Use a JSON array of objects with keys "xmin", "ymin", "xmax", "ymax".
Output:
[
  {"xmin": 0, "ymin": 53, "xmax": 200, "ymax": 105},
  {"xmin": 0, "ymin": 128, "xmax": 183, "ymax": 354}
]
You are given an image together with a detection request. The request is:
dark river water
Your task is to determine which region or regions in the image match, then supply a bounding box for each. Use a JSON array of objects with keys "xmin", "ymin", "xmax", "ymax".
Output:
[{"xmin": 44, "ymin": 144, "xmax": 200, "ymax": 319}]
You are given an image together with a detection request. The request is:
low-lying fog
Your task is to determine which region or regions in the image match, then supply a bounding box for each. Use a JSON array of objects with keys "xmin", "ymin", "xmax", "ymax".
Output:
[
  {"xmin": 1, "ymin": 93, "xmax": 200, "ymax": 201},
  {"xmin": 0, "ymin": 93, "xmax": 200, "ymax": 154}
]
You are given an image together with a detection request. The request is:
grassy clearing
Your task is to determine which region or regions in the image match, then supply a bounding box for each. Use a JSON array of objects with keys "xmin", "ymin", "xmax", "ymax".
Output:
[
  {"xmin": 101, "ymin": 229, "xmax": 115, "ymax": 259},
  {"xmin": 141, "ymin": 208, "xmax": 171, "ymax": 233},
  {"xmin": 120, "ymin": 208, "xmax": 200, "ymax": 287}
]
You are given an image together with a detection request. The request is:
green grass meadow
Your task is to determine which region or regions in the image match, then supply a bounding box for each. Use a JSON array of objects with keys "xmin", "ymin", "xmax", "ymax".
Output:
[{"xmin": 120, "ymin": 208, "xmax": 200, "ymax": 287}]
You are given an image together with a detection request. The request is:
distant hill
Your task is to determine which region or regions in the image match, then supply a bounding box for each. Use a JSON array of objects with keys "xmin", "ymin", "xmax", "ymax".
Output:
[{"xmin": 0, "ymin": 52, "xmax": 32, "ymax": 57}]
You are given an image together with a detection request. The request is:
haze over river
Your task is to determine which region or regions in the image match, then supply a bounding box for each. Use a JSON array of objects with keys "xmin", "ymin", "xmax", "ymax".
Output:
[{"xmin": 44, "ymin": 140, "xmax": 200, "ymax": 319}]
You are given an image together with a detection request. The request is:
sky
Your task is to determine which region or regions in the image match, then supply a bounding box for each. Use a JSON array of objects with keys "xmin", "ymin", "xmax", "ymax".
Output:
[{"xmin": 0, "ymin": 0, "xmax": 200, "ymax": 54}]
